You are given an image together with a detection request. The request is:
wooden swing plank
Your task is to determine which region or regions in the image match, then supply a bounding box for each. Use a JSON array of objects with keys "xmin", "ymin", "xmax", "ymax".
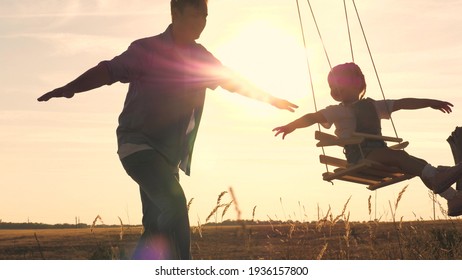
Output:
[
  {"xmin": 320, "ymin": 155, "xmax": 412, "ymax": 189},
  {"xmin": 368, "ymin": 174, "xmax": 414, "ymax": 190},
  {"xmin": 328, "ymin": 165, "xmax": 397, "ymax": 183},
  {"xmin": 322, "ymin": 161, "xmax": 372, "ymax": 181},
  {"xmin": 316, "ymin": 137, "xmax": 364, "ymax": 147},
  {"xmin": 322, "ymin": 172, "xmax": 379, "ymax": 185},
  {"xmin": 315, "ymin": 131, "xmax": 338, "ymax": 142},
  {"xmin": 319, "ymin": 155, "xmax": 348, "ymax": 168},
  {"xmin": 356, "ymin": 168, "xmax": 403, "ymax": 179},
  {"xmin": 349, "ymin": 169, "xmax": 392, "ymax": 181},
  {"xmin": 389, "ymin": 141, "xmax": 409, "ymax": 150},
  {"xmin": 320, "ymin": 155, "xmax": 394, "ymax": 181},
  {"xmin": 320, "ymin": 155, "xmax": 403, "ymax": 177},
  {"xmin": 315, "ymin": 130, "xmax": 364, "ymax": 147},
  {"xmin": 316, "ymin": 131, "xmax": 412, "ymax": 189},
  {"xmin": 359, "ymin": 159, "xmax": 404, "ymax": 174},
  {"xmin": 324, "ymin": 169, "xmax": 413, "ymax": 190},
  {"xmin": 352, "ymin": 132, "xmax": 403, "ymax": 143}
]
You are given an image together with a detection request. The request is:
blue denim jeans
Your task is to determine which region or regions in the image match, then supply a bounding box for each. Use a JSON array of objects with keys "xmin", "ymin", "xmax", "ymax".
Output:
[{"xmin": 121, "ymin": 149, "xmax": 191, "ymax": 260}]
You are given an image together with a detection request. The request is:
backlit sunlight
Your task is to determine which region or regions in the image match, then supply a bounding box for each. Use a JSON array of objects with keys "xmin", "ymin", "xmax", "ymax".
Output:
[{"xmin": 213, "ymin": 19, "xmax": 311, "ymax": 114}]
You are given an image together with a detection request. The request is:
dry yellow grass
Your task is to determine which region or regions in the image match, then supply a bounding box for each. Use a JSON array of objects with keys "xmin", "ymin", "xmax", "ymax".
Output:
[
  {"xmin": 2, "ymin": 219, "xmax": 462, "ymax": 260},
  {"xmin": 3, "ymin": 188, "xmax": 462, "ymax": 260}
]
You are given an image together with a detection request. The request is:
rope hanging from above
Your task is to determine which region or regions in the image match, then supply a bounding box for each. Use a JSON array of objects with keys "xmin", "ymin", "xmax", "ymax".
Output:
[
  {"xmin": 294, "ymin": 0, "xmax": 413, "ymax": 192},
  {"xmin": 295, "ymin": 0, "xmax": 401, "ymax": 140}
]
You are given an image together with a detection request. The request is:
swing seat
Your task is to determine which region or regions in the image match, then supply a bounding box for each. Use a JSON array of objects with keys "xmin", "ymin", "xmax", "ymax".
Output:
[{"xmin": 315, "ymin": 131, "xmax": 415, "ymax": 190}]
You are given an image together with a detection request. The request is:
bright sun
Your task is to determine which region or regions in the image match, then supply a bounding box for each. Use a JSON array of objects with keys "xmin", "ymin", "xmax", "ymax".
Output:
[{"xmin": 213, "ymin": 20, "xmax": 311, "ymax": 112}]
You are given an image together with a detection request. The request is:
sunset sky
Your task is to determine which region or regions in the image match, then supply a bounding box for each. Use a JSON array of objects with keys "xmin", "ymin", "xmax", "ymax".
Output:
[{"xmin": 2, "ymin": 0, "xmax": 462, "ymax": 226}]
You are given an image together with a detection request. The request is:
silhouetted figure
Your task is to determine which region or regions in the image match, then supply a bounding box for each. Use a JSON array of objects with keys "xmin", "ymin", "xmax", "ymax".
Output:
[
  {"xmin": 273, "ymin": 62, "xmax": 462, "ymax": 216},
  {"xmin": 38, "ymin": 0, "xmax": 297, "ymax": 259}
]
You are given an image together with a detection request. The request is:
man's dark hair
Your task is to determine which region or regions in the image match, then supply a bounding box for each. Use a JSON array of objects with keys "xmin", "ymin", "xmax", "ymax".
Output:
[{"xmin": 171, "ymin": 0, "xmax": 208, "ymax": 13}]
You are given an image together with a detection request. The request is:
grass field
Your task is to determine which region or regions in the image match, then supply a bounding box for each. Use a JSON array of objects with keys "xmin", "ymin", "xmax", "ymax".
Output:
[
  {"xmin": 1, "ymin": 219, "xmax": 462, "ymax": 260},
  {"xmin": 2, "ymin": 187, "xmax": 462, "ymax": 260}
]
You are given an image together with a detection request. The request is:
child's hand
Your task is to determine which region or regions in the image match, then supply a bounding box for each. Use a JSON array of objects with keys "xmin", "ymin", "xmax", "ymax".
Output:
[
  {"xmin": 273, "ymin": 125, "xmax": 295, "ymax": 139},
  {"xmin": 430, "ymin": 100, "xmax": 453, "ymax": 113}
]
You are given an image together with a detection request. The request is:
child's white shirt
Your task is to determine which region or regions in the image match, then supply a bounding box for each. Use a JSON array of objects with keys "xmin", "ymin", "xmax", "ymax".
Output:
[{"xmin": 319, "ymin": 99, "xmax": 395, "ymax": 139}]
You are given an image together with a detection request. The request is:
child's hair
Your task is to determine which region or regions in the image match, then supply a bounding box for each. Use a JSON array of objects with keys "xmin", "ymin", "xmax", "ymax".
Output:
[
  {"xmin": 328, "ymin": 62, "xmax": 366, "ymax": 100},
  {"xmin": 171, "ymin": 0, "xmax": 208, "ymax": 13}
]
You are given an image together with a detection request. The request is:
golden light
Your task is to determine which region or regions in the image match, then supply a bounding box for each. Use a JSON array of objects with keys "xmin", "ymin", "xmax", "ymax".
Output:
[{"xmin": 213, "ymin": 18, "xmax": 311, "ymax": 114}]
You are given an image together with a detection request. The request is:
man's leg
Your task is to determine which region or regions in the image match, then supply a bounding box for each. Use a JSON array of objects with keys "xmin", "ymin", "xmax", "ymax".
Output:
[{"xmin": 121, "ymin": 150, "xmax": 191, "ymax": 259}]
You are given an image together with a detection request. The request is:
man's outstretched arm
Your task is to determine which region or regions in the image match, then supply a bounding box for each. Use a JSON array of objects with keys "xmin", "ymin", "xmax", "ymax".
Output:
[
  {"xmin": 219, "ymin": 69, "xmax": 298, "ymax": 112},
  {"xmin": 37, "ymin": 63, "xmax": 111, "ymax": 102}
]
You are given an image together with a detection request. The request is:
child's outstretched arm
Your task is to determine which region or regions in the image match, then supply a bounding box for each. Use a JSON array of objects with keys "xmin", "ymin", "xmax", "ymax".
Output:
[
  {"xmin": 393, "ymin": 98, "xmax": 453, "ymax": 114},
  {"xmin": 273, "ymin": 111, "xmax": 327, "ymax": 139}
]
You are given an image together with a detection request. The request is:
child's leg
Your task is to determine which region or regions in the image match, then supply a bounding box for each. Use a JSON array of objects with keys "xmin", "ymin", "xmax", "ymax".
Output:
[
  {"xmin": 366, "ymin": 147, "xmax": 462, "ymax": 194},
  {"xmin": 365, "ymin": 147, "xmax": 427, "ymax": 176},
  {"xmin": 365, "ymin": 147, "xmax": 462, "ymax": 216}
]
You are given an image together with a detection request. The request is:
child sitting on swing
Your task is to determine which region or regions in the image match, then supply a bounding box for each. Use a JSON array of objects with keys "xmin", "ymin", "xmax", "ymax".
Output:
[{"xmin": 273, "ymin": 62, "xmax": 462, "ymax": 216}]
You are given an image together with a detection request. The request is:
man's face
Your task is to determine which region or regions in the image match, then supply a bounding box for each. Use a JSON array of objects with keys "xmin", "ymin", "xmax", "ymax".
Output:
[{"xmin": 172, "ymin": 3, "xmax": 208, "ymax": 44}]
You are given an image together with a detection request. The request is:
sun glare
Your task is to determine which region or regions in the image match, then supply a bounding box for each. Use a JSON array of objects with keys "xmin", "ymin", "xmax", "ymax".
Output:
[{"xmin": 213, "ymin": 20, "xmax": 311, "ymax": 113}]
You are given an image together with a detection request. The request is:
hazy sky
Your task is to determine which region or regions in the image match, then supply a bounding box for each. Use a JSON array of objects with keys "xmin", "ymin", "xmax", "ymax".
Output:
[{"xmin": 2, "ymin": 0, "xmax": 462, "ymax": 225}]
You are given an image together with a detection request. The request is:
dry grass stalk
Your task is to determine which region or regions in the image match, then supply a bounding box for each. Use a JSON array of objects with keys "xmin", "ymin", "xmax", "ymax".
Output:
[
  {"xmin": 196, "ymin": 223, "xmax": 203, "ymax": 238},
  {"xmin": 316, "ymin": 206, "xmax": 331, "ymax": 231},
  {"xmin": 343, "ymin": 212, "xmax": 351, "ymax": 259},
  {"xmin": 395, "ymin": 185, "xmax": 408, "ymax": 210},
  {"xmin": 316, "ymin": 243, "xmax": 328, "ymax": 260},
  {"xmin": 196, "ymin": 214, "xmax": 203, "ymax": 238},
  {"xmin": 252, "ymin": 206, "xmax": 257, "ymax": 222},
  {"xmin": 288, "ymin": 223, "xmax": 295, "ymax": 239},
  {"xmin": 206, "ymin": 191, "xmax": 228, "ymax": 223},
  {"xmin": 266, "ymin": 215, "xmax": 275, "ymax": 231},
  {"xmin": 228, "ymin": 187, "xmax": 242, "ymax": 221},
  {"xmin": 317, "ymin": 203, "xmax": 320, "ymax": 221},
  {"xmin": 91, "ymin": 215, "xmax": 103, "ymax": 233},
  {"xmin": 187, "ymin": 198, "xmax": 194, "ymax": 212},
  {"xmin": 398, "ymin": 216, "xmax": 404, "ymax": 230},
  {"xmin": 34, "ymin": 232, "xmax": 45, "ymax": 260},
  {"xmin": 333, "ymin": 196, "xmax": 352, "ymax": 224},
  {"xmin": 221, "ymin": 200, "xmax": 233, "ymax": 221},
  {"xmin": 118, "ymin": 216, "xmax": 124, "ymax": 241},
  {"xmin": 206, "ymin": 203, "xmax": 224, "ymax": 223},
  {"xmin": 388, "ymin": 200, "xmax": 404, "ymax": 259},
  {"xmin": 388, "ymin": 201, "xmax": 396, "ymax": 222},
  {"xmin": 367, "ymin": 222, "xmax": 376, "ymax": 257},
  {"xmin": 217, "ymin": 191, "xmax": 227, "ymax": 206},
  {"xmin": 427, "ymin": 191, "xmax": 448, "ymax": 217},
  {"xmin": 368, "ymin": 195, "xmax": 372, "ymax": 217}
]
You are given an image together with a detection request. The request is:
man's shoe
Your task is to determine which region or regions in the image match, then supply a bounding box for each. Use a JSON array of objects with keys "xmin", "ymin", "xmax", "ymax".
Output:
[
  {"xmin": 430, "ymin": 164, "xmax": 462, "ymax": 194},
  {"xmin": 448, "ymin": 191, "xmax": 462, "ymax": 217}
]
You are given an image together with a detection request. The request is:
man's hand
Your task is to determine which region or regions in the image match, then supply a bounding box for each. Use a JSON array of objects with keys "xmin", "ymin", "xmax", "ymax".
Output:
[
  {"xmin": 37, "ymin": 86, "xmax": 74, "ymax": 102},
  {"xmin": 270, "ymin": 97, "xmax": 298, "ymax": 112}
]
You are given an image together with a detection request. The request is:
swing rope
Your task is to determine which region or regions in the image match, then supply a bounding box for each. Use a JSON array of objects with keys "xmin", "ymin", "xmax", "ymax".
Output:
[
  {"xmin": 343, "ymin": 0, "xmax": 355, "ymax": 62},
  {"xmin": 306, "ymin": 0, "xmax": 332, "ymax": 69},
  {"xmin": 297, "ymin": 0, "xmax": 401, "ymax": 140},
  {"xmin": 350, "ymin": 0, "xmax": 400, "ymax": 140},
  {"xmin": 295, "ymin": 0, "xmax": 329, "ymax": 173},
  {"xmin": 295, "ymin": 0, "xmax": 407, "ymax": 193}
]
